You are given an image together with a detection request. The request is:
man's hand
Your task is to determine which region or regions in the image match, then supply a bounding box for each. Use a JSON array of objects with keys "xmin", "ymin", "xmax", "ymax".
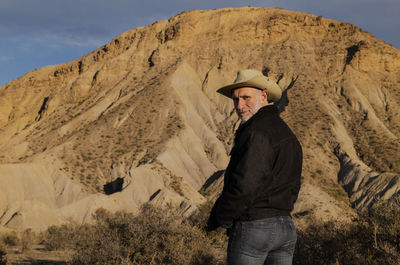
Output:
[
  {"xmin": 206, "ymin": 214, "xmax": 219, "ymax": 232},
  {"xmin": 206, "ymin": 198, "xmax": 220, "ymax": 232}
]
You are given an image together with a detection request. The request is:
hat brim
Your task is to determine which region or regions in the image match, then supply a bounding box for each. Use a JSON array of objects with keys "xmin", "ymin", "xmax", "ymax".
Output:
[{"xmin": 217, "ymin": 75, "xmax": 282, "ymax": 102}]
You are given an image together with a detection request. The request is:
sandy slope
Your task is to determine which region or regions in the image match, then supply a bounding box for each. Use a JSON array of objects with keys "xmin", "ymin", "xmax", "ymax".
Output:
[{"xmin": 0, "ymin": 7, "xmax": 399, "ymax": 230}]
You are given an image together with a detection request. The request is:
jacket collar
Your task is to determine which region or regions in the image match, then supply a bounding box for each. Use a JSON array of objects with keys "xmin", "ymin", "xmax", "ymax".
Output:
[{"xmin": 236, "ymin": 105, "xmax": 278, "ymax": 134}]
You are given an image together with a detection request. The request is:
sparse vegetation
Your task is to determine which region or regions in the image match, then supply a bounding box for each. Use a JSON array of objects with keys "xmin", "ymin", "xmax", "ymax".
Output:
[
  {"xmin": 21, "ymin": 228, "xmax": 34, "ymax": 252},
  {"xmin": 41, "ymin": 204, "xmax": 225, "ymax": 265},
  {"xmin": 169, "ymin": 175, "xmax": 184, "ymax": 196},
  {"xmin": 29, "ymin": 197, "xmax": 400, "ymax": 265},
  {"xmin": 0, "ymin": 231, "xmax": 19, "ymax": 246},
  {"xmin": 348, "ymin": 114, "xmax": 400, "ymax": 174},
  {"xmin": 295, "ymin": 195, "xmax": 400, "ymax": 265},
  {"xmin": 42, "ymin": 222, "xmax": 84, "ymax": 251},
  {"xmin": 318, "ymin": 177, "xmax": 349, "ymax": 204},
  {"xmin": 0, "ymin": 242, "xmax": 6, "ymax": 265}
]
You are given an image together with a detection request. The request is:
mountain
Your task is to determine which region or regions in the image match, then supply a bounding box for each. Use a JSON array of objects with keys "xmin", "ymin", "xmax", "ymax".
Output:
[{"xmin": 0, "ymin": 7, "xmax": 399, "ymax": 231}]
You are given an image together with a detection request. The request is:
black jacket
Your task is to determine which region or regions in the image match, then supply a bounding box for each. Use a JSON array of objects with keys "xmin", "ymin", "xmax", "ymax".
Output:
[{"xmin": 207, "ymin": 105, "xmax": 302, "ymax": 230}]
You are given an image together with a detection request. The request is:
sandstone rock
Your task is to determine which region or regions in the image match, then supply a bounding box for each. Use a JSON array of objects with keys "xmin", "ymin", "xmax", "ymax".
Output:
[{"xmin": 0, "ymin": 7, "xmax": 399, "ymax": 230}]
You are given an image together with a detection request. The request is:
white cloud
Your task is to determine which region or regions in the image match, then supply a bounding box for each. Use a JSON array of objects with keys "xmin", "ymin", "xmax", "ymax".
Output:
[{"xmin": 32, "ymin": 33, "xmax": 107, "ymax": 49}]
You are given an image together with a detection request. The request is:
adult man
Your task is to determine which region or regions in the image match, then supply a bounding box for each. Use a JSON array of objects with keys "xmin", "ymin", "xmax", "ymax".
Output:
[{"xmin": 207, "ymin": 69, "xmax": 302, "ymax": 265}]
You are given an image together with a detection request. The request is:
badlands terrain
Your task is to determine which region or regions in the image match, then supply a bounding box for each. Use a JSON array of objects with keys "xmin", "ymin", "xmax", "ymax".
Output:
[{"xmin": 0, "ymin": 7, "xmax": 399, "ymax": 231}]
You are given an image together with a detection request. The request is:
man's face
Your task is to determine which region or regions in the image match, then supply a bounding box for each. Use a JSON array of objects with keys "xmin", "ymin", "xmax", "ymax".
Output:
[{"xmin": 232, "ymin": 87, "xmax": 268, "ymax": 122}]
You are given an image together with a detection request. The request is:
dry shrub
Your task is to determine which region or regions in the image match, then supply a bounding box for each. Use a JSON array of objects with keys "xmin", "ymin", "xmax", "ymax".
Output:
[
  {"xmin": 0, "ymin": 231, "xmax": 19, "ymax": 246},
  {"xmin": 187, "ymin": 200, "xmax": 228, "ymax": 263},
  {"xmin": 42, "ymin": 222, "xmax": 87, "ymax": 251},
  {"xmin": 0, "ymin": 242, "xmax": 6, "ymax": 265},
  {"xmin": 366, "ymin": 195, "xmax": 400, "ymax": 259},
  {"xmin": 42, "ymin": 203, "xmax": 223, "ymax": 265},
  {"xmin": 294, "ymin": 196, "xmax": 400, "ymax": 265},
  {"xmin": 21, "ymin": 228, "xmax": 35, "ymax": 252}
]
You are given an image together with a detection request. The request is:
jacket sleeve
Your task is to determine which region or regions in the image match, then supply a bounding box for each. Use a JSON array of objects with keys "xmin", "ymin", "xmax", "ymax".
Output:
[
  {"xmin": 206, "ymin": 197, "xmax": 221, "ymax": 231},
  {"xmin": 214, "ymin": 130, "xmax": 275, "ymax": 228}
]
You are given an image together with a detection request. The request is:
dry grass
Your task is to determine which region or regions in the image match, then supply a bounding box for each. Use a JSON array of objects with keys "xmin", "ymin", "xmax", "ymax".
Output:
[
  {"xmin": 0, "ymin": 231, "xmax": 19, "ymax": 247},
  {"xmin": 0, "ymin": 242, "xmax": 6, "ymax": 265},
  {"xmin": 349, "ymin": 116, "xmax": 400, "ymax": 173},
  {"xmin": 1, "ymin": 198, "xmax": 399, "ymax": 265},
  {"xmin": 294, "ymin": 195, "xmax": 400, "ymax": 265},
  {"xmin": 42, "ymin": 203, "xmax": 226, "ymax": 265}
]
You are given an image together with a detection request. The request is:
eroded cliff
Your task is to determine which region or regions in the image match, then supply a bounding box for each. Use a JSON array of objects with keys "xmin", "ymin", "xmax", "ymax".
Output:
[{"xmin": 0, "ymin": 7, "xmax": 399, "ymax": 230}]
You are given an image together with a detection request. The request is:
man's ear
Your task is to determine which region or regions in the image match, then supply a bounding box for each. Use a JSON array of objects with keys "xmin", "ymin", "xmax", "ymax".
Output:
[{"xmin": 261, "ymin": 90, "xmax": 269, "ymax": 104}]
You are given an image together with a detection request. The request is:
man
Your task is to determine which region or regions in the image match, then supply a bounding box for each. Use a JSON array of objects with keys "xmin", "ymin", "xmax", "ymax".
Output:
[{"xmin": 207, "ymin": 69, "xmax": 302, "ymax": 265}]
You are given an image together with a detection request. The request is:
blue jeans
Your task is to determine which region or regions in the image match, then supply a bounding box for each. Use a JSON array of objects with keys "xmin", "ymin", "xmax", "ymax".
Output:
[{"xmin": 227, "ymin": 216, "xmax": 297, "ymax": 265}]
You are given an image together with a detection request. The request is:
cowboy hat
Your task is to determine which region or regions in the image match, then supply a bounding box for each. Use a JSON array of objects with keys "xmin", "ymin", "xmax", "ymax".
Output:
[{"xmin": 217, "ymin": 69, "xmax": 282, "ymax": 102}]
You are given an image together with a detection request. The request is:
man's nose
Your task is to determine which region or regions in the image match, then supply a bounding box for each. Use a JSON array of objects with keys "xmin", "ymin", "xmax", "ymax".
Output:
[{"xmin": 236, "ymin": 98, "xmax": 245, "ymax": 109}]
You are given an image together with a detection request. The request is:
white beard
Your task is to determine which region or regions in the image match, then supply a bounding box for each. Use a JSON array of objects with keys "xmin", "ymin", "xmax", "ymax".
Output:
[{"xmin": 238, "ymin": 100, "xmax": 263, "ymax": 123}]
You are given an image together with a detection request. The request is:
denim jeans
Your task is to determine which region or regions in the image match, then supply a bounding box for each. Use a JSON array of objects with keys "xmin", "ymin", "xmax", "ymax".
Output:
[{"xmin": 227, "ymin": 216, "xmax": 297, "ymax": 265}]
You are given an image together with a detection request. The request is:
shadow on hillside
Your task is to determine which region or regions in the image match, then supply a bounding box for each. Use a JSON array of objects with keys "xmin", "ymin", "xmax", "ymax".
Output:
[
  {"xmin": 276, "ymin": 75, "xmax": 298, "ymax": 113},
  {"xmin": 201, "ymin": 170, "xmax": 224, "ymax": 192},
  {"xmin": 103, "ymin": 177, "xmax": 131, "ymax": 195}
]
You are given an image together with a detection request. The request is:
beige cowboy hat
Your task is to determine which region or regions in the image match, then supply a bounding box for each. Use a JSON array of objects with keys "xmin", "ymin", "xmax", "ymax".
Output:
[{"xmin": 217, "ymin": 69, "xmax": 282, "ymax": 102}]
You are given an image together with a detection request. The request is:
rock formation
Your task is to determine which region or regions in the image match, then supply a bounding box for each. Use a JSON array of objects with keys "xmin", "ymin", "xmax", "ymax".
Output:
[{"xmin": 0, "ymin": 7, "xmax": 399, "ymax": 231}]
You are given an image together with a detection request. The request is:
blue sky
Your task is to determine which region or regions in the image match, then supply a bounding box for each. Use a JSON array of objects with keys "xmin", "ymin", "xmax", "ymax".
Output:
[{"xmin": 1, "ymin": 0, "xmax": 399, "ymax": 86}]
